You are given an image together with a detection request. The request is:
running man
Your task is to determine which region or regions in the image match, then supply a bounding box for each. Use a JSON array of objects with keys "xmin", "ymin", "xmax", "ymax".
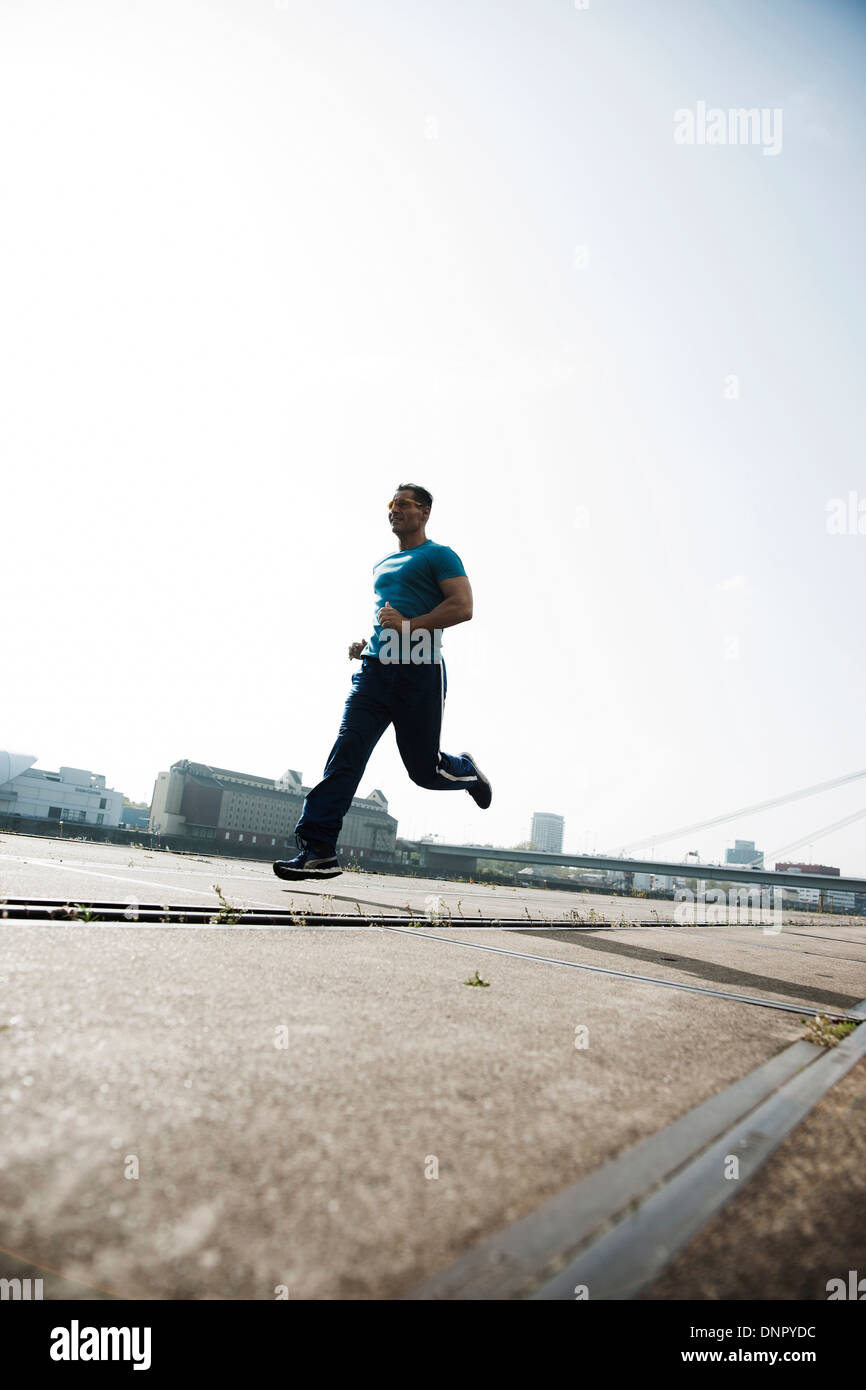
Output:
[{"xmin": 273, "ymin": 484, "xmax": 491, "ymax": 880}]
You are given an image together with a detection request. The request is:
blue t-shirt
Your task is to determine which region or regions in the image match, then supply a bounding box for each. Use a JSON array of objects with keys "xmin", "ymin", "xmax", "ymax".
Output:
[{"xmin": 365, "ymin": 539, "xmax": 467, "ymax": 660}]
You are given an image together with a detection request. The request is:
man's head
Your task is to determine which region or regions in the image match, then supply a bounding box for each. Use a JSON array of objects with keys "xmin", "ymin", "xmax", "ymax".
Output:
[{"xmin": 388, "ymin": 483, "xmax": 432, "ymax": 547}]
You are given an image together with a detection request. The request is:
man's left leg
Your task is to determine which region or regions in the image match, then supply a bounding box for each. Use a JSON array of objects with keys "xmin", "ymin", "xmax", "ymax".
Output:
[{"xmin": 391, "ymin": 659, "xmax": 491, "ymax": 805}]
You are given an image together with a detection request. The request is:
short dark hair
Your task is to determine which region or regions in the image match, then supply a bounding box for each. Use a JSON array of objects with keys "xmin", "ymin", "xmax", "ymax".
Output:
[{"xmin": 395, "ymin": 483, "xmax": 433, "ymax": 510}]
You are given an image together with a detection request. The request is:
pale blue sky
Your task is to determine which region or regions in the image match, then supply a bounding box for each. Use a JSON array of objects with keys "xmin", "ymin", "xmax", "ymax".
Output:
[{"xmin": 2, "ymin": 0, "xmax": 865, "ymax": 870}]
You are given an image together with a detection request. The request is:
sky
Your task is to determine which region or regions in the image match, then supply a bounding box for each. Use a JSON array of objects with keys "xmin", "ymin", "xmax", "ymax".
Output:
[{"xmin": 2, "ymin": 0, "xmax": 866, "ymax": 871}]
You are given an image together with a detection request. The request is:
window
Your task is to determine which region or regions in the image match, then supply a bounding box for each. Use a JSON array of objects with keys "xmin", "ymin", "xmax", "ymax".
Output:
[
  {"xmin": 99, "ymin": 798, "xmax": 106, "ymax": 809},
  {"xmin": 96, "ymin": 813, "xmax": 104, "ymax": 825},
  {"xmin": 48, "ymin": 806, "xmax": 61, "ymax": 819}
]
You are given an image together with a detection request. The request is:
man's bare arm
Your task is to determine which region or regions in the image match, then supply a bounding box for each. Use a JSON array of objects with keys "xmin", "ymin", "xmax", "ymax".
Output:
[{"xmin": 407, "ymin": 575, "xmax": 473, "ymax": 631}]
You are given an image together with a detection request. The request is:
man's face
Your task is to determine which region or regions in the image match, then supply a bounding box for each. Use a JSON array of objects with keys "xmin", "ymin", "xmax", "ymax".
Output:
[{"xmin": 388, "ymin": 490, "xmax": 426, "ymax": 536}]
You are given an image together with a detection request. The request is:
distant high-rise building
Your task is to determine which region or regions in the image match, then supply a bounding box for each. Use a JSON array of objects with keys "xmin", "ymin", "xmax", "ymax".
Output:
[
  {"xmin": 725, "ymin": 839, "xmax": 764, "ymax": 867},
  {"xmin": 531, "ymin": 812, "xmax": 564, "ymax": 854}
]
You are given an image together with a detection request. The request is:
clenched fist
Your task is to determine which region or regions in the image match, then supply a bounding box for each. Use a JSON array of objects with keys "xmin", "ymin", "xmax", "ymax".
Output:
[
  {"xmin": 348, "ymin": 640, "xmax": 366, "ymax": 660},
  {"xmin": 377, "ymin": 602, "xmax": 406, "ymax": 631}
]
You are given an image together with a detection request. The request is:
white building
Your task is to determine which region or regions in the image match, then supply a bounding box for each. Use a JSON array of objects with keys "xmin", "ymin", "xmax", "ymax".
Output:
[
  {"xmin": 633, "ymin": 872, "xmax": 673, "ymax": 892},
  {"xmin": 0, "ymin": 752, "xmax": 125, "ymax": 828}
]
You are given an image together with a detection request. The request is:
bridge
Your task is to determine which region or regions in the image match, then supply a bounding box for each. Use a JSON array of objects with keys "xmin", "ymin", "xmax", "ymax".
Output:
[
  {"xmin": 399, "ymin": 841, "xmax": 866, "ymax": 896},
  {"xmin": 400, "ymin": 764, "xmax": 866, "ymax": 897}
]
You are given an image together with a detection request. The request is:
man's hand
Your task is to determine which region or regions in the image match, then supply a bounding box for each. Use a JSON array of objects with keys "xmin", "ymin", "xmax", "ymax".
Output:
[
  {"xmin": 377, "ymin": 603, "xmax": 406, "ymax": 631},
  {"xmin": 348, "ymin": 640, "xmax": 366, "ymax": 660}
]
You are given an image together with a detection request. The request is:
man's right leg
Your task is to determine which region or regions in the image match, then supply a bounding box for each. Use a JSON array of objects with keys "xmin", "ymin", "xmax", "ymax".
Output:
[{"xmin": 295, "ymin": 659, "xmax": 392, "ymax": 851}]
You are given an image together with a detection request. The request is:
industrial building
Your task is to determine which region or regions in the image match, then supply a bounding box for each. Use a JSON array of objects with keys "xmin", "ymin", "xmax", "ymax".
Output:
[
  {"xmin": 150, "ymin": 758, "xmax": 397, "ymax": 864},
  {"xmin": 775, "ymin": 861, "xmax": 853, "ymax": 911}
]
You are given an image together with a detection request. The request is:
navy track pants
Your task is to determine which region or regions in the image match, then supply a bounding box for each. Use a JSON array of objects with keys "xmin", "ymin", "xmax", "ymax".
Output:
[{"xmin": 295, "ymin": 656, "xmax": 479, "ymax": 850}]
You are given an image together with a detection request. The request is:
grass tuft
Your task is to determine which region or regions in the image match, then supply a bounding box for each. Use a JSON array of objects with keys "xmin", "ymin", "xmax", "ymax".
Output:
[
  {"xmin": 211, "ymin": 884, "xmax": 243, "ymax": 925},
  {"xmin": 801, "ymin": 1013, "xmax": 858, "ymax": 1048},
  {"xmin": 463, "ymin": 969, "xmax": 491, "ymax": 988}
]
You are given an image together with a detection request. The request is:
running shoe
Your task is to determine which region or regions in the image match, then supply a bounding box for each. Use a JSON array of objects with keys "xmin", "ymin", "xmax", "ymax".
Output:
[
  {"xmin": 273, "ymin": 836, "xmax": 342, "ymax": 880},
  {"xmin": 461, "ymin": 751, "xmax": 492, "ymax": 810}
]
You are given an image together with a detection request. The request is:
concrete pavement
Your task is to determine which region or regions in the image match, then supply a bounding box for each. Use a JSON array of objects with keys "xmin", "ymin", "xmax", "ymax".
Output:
[{"xmin": 1, "ymin": 833, "xmax": 864, "ymax": 1299}]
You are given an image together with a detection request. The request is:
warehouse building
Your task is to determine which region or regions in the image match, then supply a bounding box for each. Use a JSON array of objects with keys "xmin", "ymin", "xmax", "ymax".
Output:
[{"xmin": 150, "ymin": 758, "xmax": 397, "ymax": 864}]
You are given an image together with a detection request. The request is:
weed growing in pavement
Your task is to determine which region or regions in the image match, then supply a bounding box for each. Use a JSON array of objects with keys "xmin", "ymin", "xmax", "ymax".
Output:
[
  {"xmin": 802, "ymin": 1014, "xmax": 858, "ymax": 1048},
  {"xmin": 211, "ymin": 885, "xmax": 243, "ymax": 925},
  {"xmin": 464, "ymin": 969, "xmax": 490, "ymax": 988},
  {"xmin": 424, "ymin": 894, "xmax": 452, "ymax": 925},
  {"xmin": 71, "ymin": 903, "xmax": 96, "ymax": 923}
]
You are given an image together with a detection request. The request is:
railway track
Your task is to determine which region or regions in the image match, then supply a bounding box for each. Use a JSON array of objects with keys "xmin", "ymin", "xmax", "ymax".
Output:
[
  {"xmin": 0, "ymin": 895, "xmax": 821, "ymax": 930},
  {"xmin": 2, "ymin": 896, "xmax": 862, "ymax": 1022},
  {"xmin": 0, "ymin": 895, "xmax": 684, "ymax": 927}
]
